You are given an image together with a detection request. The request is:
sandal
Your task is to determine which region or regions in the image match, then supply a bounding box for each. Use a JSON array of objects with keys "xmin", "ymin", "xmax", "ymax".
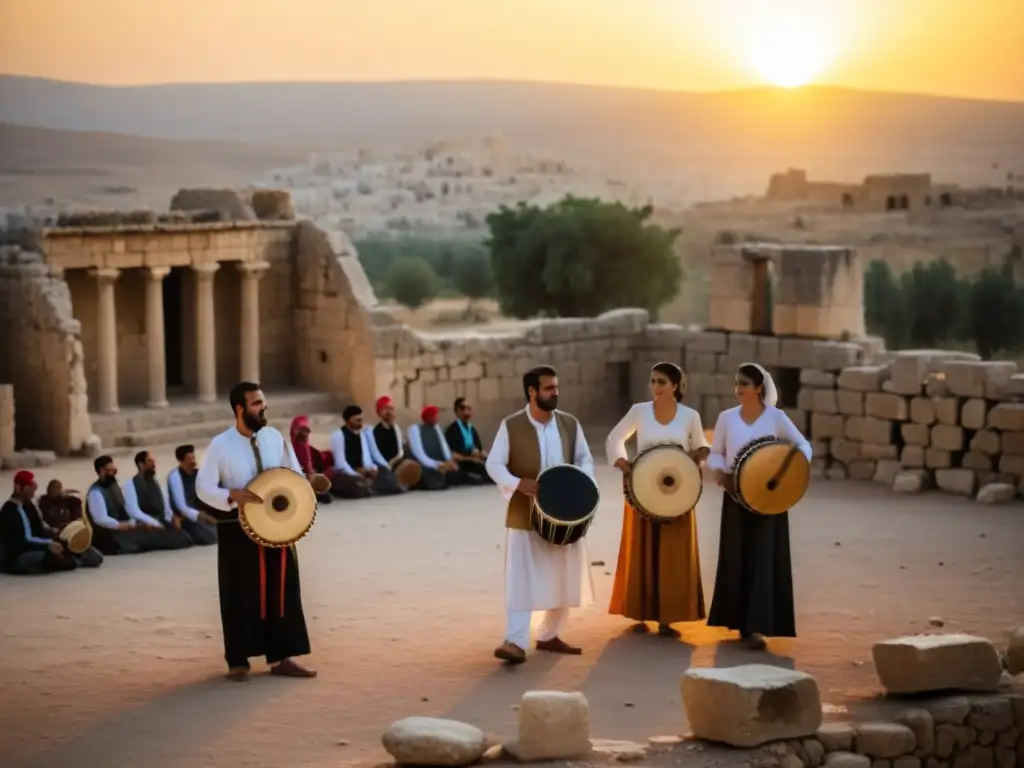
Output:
[{"xmin": 225, "ymin": 667, "xmax": 251, "ymax": 682}]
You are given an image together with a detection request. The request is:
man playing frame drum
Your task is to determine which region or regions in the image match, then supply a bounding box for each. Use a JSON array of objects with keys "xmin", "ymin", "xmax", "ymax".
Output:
[
  {"xmin": 706, "ymin": 363, "xmax": 812, "ymax": 650},
  {"xmin": 606, "ymin": 362, "xmax": 710, "ymax": 637},
  {"xmin": 485, "ymin": 365, "xmax": 597, "ymax": 664}
]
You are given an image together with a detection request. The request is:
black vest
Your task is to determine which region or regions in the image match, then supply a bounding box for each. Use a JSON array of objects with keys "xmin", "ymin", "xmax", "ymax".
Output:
[
  {"xmin": 132, "ymin": 473, "xmax": 167, "ymax": 521},
  {"xmin": 373, "ymin": 423, "xmax": 400, "ymax": 462},
  {"xmin": 88, "ymin": 480, "xmax": 130, "ymax": 522},
  {"xmin": 419, "ymin": 424, "xmax": 446, "ymax": 462},
  {"xmin": 342, "ymin": 428, "xmax": 363, "ymax": 470},
  {"xmin": 168, "ymin": 467, "xmax": 198, "ymax": 516}
]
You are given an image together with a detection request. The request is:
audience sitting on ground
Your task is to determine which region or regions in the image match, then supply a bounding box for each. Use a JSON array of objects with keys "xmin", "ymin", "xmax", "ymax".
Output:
[
  {"xmin": 328, "ymin": 405, "xmax": 402, "ymax": 498},
  {"xmin": 123, "ymin": 451, "xmax": 195, "ymax": 549},
  {"xmin": 407, "ymin": 405, "xmax": 462, "ymax": 491},
  {"xmin": 1, "ymin": 471, "xmax": 82, "ymax": 575},
  {"xmin": 372, "ymin": 396, "xmax": 420, "ymax": 492},
  {"xmin": 290, "ymin": 416, "xmax": 333, "ymax": 505},
  {"xmin": 167, "ymin": 444, "xmax": 218, "ymax": 545},
  {"xmin": 35, "ymin": 478, "xmax": 104, "ymax": 568},
  {"xmin": 444, "ymin": 397, "xmax": 493, "ymax": 486}
]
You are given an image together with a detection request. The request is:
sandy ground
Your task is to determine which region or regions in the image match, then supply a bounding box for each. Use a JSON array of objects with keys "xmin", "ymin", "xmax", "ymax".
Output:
[{"xmin": 1, "ymin": 444, "xmax": 1023, "ymax": 768}]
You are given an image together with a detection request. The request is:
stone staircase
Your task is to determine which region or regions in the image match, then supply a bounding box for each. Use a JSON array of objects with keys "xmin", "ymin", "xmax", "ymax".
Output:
[{"xmin": 90, "ymin": 389, "xmax": 345, "ymax": 454}]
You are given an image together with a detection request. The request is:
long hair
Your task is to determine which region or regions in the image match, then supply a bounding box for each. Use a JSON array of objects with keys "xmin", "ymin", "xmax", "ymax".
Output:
[{"xmin": 652, "ymin": 362, "xmax": 685, "ymax": 402}]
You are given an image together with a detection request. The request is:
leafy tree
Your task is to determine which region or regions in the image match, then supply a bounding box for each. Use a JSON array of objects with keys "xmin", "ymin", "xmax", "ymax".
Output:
[
  {"xmin": 900, "ymin": 259, "xmax": 963, "ymax": 347},
  {"xmin": 964, "ymin": 264, "xmax": 1024, "ymax": 359},
  {"xmin": 453, "ymin": 252, "xmax": 494, "ymax": 304},
  {"xmin": 387, "ymin": 257, "xmax": 439, "ymax": 310},
  {"xmin": 354, "ymin": 235, "xmax": 489, "ymax": 297},
  {"xmin": 863, "ymin": 259, "xmax": 908, "ymax": 349},
  {"xmin": 485, "ymin": 195, "xmax": 683, "ymax": 318}
]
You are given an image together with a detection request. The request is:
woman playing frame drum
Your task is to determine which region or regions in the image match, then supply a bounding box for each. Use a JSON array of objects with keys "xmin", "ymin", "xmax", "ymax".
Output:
[
  {"xmin": 706, "ymin": 363, "xmax": 812, "ymax": 650},
  {"xmin": 606, "ymin": 362, "xmax": 710, "ymax": 637}
]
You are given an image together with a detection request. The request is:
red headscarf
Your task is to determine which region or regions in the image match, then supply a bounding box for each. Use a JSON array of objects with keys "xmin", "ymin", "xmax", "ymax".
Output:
[
  {"xmin": 421, "ymin": 405, "xmax": 439, "ymax": 425},
  {"xmin": 13, "ymin": 470, "xmax": 35, "ymax": 490},
  {"xmin": 376, "ymin": 395, "xmax": 394, "ymax": 414},
  {"xmin": 289, "ymin": 415, "xmax": 314, "ymax": 475}
]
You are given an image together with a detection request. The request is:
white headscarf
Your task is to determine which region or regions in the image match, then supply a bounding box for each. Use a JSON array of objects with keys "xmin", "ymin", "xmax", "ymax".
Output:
[{"xmin": 742, "ymin": 362, "xmax": 779, "ymax": 408}]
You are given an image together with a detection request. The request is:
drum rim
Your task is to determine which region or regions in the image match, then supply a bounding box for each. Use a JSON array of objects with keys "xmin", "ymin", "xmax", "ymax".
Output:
[
  {"xmin": 533, "ymin": 463, "xmax": 600, "ymax": 526},
  {"xmin": 241, "ymin": 467, "xmax": 319, "ymax": 547},
  {"xmin": 733, "ymin": 436, "xmax": 809, "ymax": 514},
  {"xmin": 627, "ymin": 441, "xmax": 703, "ymax": 516}
]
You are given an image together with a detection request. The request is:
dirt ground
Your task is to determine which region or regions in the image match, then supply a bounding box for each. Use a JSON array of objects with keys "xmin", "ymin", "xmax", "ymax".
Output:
[{"xmin": 1, "ymin": 446, "xmax": 1022, "ymax": 768}]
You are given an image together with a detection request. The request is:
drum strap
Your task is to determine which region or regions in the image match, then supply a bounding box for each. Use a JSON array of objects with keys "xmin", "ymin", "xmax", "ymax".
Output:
[{"xmin": 250, "ymin": 437, "xmax": 287, "ymax": 621}]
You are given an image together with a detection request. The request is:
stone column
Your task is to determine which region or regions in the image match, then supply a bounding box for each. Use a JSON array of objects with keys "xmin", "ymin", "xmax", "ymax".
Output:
[
  {"xmin": 236, "ymin": 261, "xmax": 271, "ymax": 383},
  {"xmin": 193, "ymin": 263, "xmax": 220, "ymax": 404},
  {"xmin": 145, "ymin": 267, "xmax": 171, "ymax": 409},
  {"xmin": 90, "ymin": 267, "xmax": 121, "ymax": 414}
]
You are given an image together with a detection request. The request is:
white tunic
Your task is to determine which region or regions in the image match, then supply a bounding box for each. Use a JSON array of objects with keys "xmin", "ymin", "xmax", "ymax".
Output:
[
  {"xmin": 706, "ymin": 405, "xmax": 813, "ymax": 473},
  {"xmin": 328, "ymin": 427, "xmax": 389, "ymax": 475},
  {"xmin": 196, "ymin": 426, "xmax": 304, "ymax": 513},
  {"xmin": 485, "ymin": 409, "xmax": 596, "ymax": 612},
  {"xmin": 605, "ymin": 401, "xmax": 709, "ymax": 462}
]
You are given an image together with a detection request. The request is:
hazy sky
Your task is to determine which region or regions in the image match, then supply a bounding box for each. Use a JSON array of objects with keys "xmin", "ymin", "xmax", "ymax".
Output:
[{"xmin": 1, "ymin": 0, "xmax": 1021, "ymax": 101}]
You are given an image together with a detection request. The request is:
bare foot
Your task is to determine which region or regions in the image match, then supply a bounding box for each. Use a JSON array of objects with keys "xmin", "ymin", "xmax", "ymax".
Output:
[
  {"xmin": 270, "ymin": 658, "xmax": 317, "ymax": 677},
  {"xmin": 225, "ymin": 667, "xmax": 250, "ymax": 682},
  {"xmin": 744, "ymin": 633, "xmax": 767, "ymax": 650}
]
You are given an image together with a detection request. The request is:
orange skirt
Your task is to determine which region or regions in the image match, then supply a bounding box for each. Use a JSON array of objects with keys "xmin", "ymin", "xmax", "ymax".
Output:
[{"xmin": 608, "ymin": 499, "xmax": 706, "ymax": 625}]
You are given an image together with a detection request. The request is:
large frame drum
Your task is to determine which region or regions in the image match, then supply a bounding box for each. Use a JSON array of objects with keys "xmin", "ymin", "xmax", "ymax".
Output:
[
  {"xmin": 394, "ymin": 458, "xmax": 422, "ymax": 489},
  {"xmin": 531, "ymin": 463, "xmax": 600, "ymax": 546},
  {"xmin": 625, "ymin": 443, "xmax": 703, "ymax": 522},
  {"xmin": 241, "ymin": 467, "xmax": 319, "ymax": 547},
  {"xmin": 58, "ymin": 520, "xmax": 92, "ymax": 554},
  {"xmin": 730, "ymin": 436, "xmax": 810, "ymax": 515}
]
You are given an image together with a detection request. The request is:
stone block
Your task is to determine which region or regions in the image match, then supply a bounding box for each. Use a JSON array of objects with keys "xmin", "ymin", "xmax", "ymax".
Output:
[
  {"xmin": 831, "ymin": 439, "xmax": 861, "ymax": 465},
  {"xmin": 687, "ymin": 332, "xmax": 728, "ymax": 354},
  {"xmin": 825, "ymin": 753, "xmax": 870, "ymax": 768},
  {"xmin": 925, "ymin": 375, "xmax": 950, "ymax": 398},
  {"xmin": 846, "ymin": 417, "xmax": 896, "ymax": 444},
  {"xmin": 849, "ymin": 460, "xmax": 878, "ymax": 481},
  {"xmin": 976, "ymin": 483, "xmax": 1017, "ymax": 504},
  {"xmin": 819, "ymin": 723, "xmax": 857, "ymax": 752},
  {"xmin": 688, "ymin": 352, "xmax": 717, "ymax": 374},
  {"xmin": 988, "ymin": 404, "xmax": 1024, "ymax": 431},
  {"xmin": 812, "ymin": 413, "xmax": 846, "ymax": 441},
  {"xmin": 728, "ymin": 333, "xmax": 758, "ymax": 360},
  {"xmin": 839, "ymin": 366, "xmax": 890, "ymax": 392},
  {"xmin": 381, "ymin": 717, "xmax": 489, "ymax": 766},
  {"xmin": 801, "ymin": 369, "xmax": 837, "ymax": 388},
  {"xmin": 797, "ymin": 388, "xmax": 816, "ymax": 411},
  {"xmin": 508, "ymin": 691, "xmax": 591, "ymax": 761},
  {"xmin": 893, "ymin": 470, "xmax": 930, "ymax": 494},
  {"xmin": 909, "ymin": 398, "xmax": 937, "ymax": 426},
  {"xmin": 935, "ymin": 468, "xmax": 977, "ymax": 497},
  {"xmin": 1003, "ymin": 431, "xmax": 1024, "ymax": 455},
  {"xmin": 813, "ymin": 341, "xmax": 862, "ymax": 372},
  {"xmin": 827, "ymin": 464, "xmax": 849, "ymax": 480},
  {"xmin": 837, "ymin": 390, "xmax": 865, "ymax": 416},
  {"xmin": 925, "ymin": 448, "xmax": 953, "ymax": 469},
  {"xmin": 889, "ymin": 355, "xmax": 931, "ymax": 396},
  {"xmin": 934, "ymin": 398, "xmax": 960, "ymax": 426},
  {"xmin": 931, "ymin": 425, "xmax": 965, "ymax": 452},
  {"xmin": 1000, "ymin": 454, "xmax": 1024, "ymax": 476},
  {"xmin": 1008, "ymin": 628, "xmax": 1024, "ymax": 675},
  {"xmin": 757, "ymin": 336, "xmax": 781, "ymax": 366},
  {"xmin": 786, "ymin": 409, "xmax": 808, "ymax": 434},
  {"xmin": 813, "ymin": 389, "xmax": 839, "ymax": 414},
  {"xmin": 872, "ymin": 635, "xmax": 1005, "ymax": 695},
  {"xmin": 970, "ymin": 430, "xmax": 1001, "ymax": 456},
  {"xmin": 902, "ymin": 423, "xmax": 930, "ymax": 446},
  {"xmin": 942, "ymin": 361, "xmax": 1017, "ymax": 398},
  {"xmin": 874, "ymin": 460, "xmax": 902, "ymax": 485},
  {"xmin": 680, "ymin": 664, "xmax": 822, "ymax": 748},
  {"xmin": 893, "ymin": 708, "xmax": 934, "ymax": 756},
  {"xmin": 900, "ymin": 446, "xmax": 925, "ymax": 468},
  {"xmin": 866, "ymin": 393, "xmax": 909, "ymax": 421},
  {"xmin": 961, "ymin": 399, "xmax": 989, "ymax": 431},
  {"xmin": 855, "ymin": 722, "xmax": 917, "ymax": 758},
  {"xmin": 861, "ymin": 443, "xmax": 899, "ymax": 460},
  {"xmin": 962, "ymin": 452, "xmax": 994, "ymax": 471},
  {"xmin": 780, "ymin": 338, "xmax": 818, "ymax": 369}
]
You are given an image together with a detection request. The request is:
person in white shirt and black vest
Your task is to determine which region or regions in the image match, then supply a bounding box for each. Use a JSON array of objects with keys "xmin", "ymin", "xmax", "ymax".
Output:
[
  {"xmin": 167, "ymin": 444, "xmax": 218, "ymax": 546},
  {"xmin": 328, "ymin": 405, "xmax": 402, "ymax": 498},
  {"xmin": 124, "ymin": 451, "xmax": 195, "ymax": 550},
  {"xmin": 444, "ymin": 397, "xmax": 494, "ymax": 485},
  {"xmin": 1, "ymin": 470, "xmax": 79, "ymax": 575},
  {"xmin": 407, "ymin": 405, "xmax": 463, "ymax": 491}
]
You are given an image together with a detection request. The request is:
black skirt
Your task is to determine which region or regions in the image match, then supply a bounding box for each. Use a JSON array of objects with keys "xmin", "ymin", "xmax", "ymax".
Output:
[{"xmin": 706, "ymin": 493, "xmax": 796, "ymax": 638}]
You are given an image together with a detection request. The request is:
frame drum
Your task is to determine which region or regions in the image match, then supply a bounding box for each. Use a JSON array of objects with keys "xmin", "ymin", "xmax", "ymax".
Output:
[
  {"xmin": 241, "ymin": 467, "xmax": 318, "ymax": 548},
  {"xmin": 59, "ymin": 520, "xmax": 92, "ymax": 554},
  {"xmin": 731, "ymin": 436, "xmax": 811, "ymax": 516},
  {"xmin": 394, "ymin": 458, "xmax": 422, "ymax": 489},
  {"xmin": 626, "ymin": 443, "xmax": 703, "ymax": 522},
  {"xmin": 531, "ymin": 463, "xmax": 600, "ymax": 546}
]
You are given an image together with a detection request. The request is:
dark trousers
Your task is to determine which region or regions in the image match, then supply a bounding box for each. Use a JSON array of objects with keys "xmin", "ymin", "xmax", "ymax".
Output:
[
  {"xmin": 3, "ymin": 549, "xmax": 78, "ymax": 575},
  {"xmin": 91, "ymin": 525, "xmax": 191, "ymax": 555},
  {"xmin": 331, "ymin": 469, "xmax": 402, "ymax": 498},
  {"xmin": 417, "ymin": 466, "xmax": 463, "ymax": 491},
  {"xmin": 457, "ymin": 459, "xmax": 493, "ymax": 485},
  {"xmin": 181, "ymin": 517, "xmax": 218, "ymax": 546}
]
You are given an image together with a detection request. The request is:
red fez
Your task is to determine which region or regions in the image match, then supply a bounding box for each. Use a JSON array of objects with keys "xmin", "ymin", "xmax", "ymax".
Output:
[
  {"xmin": 376, "ymin": 395, "xmax": 394, "ymax": 413},
  {"xmin": 13, "ymin": 470, "xmax": 35, "ymax": 489},
  {"xmin": 421, "ymin": 405, "xmax": 439, "ymax": 421}
]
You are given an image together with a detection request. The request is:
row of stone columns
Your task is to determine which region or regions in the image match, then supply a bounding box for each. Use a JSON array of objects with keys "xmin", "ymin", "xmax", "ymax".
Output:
[{"xmin": 89, "ymin": 261, "xmax": 270, "ymax": 414}]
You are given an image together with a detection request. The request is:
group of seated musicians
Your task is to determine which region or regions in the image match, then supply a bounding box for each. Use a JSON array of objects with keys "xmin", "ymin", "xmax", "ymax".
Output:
[{"xmin": 291, "ymin": 395, "xmax": 494, "ymax": 501}]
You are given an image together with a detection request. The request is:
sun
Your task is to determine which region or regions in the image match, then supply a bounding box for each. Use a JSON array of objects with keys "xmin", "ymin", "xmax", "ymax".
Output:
[{"xmin": 746, "ymin": 16, "xmax": 832, "ymax": 89}]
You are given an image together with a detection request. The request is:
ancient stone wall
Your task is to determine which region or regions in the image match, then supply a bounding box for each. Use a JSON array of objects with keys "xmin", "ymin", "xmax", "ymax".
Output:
[
  {"xmin": 0, "ymin": 246, "xmax": 93, "ymax": 454},
  {"xmin": 0, "ymin": 384, "xmax": 13, "ymax": 461}
]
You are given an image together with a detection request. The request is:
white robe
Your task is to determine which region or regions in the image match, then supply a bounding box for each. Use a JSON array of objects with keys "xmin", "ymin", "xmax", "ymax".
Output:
[
  {"xmin": 196, "ymin": 426, "xmax": 305, "ymax": 513},
  {"xmin": 707, "ymin": 405, "xmax": 813, "ymax": 474},
  {"xmin": 605, "ymin": 401, "xmax": 709, "ymax": 462},
  {"xmin": 485, "ymin": 408, "xmax": 596, "ymax": 612}
]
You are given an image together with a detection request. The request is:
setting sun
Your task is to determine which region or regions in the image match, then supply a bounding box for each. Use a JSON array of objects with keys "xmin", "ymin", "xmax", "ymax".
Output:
[{"xmin": 746, "ymin": 15, "xmax": 834, "ymax": 88}]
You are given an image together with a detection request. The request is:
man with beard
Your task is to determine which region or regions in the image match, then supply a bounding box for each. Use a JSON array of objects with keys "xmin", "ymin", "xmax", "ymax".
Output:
[
  {"xmin": 328, "ymin": 405, "xmax": 401, "ymax": 498},
  {"xmin": 196, "ymin": 381, "xmax": 316, "ymax": 682},
  {"xmin": 1, "ymin": 471, "xmax": 79, "ymax": 575},
  {"xmin": 444, "ymin": 397, "xmax": 493, "ymax": 485},
  {"xmin": 123, "ymin": 451, "xmax": 194, "ymax": 550},
  {"xmin": 371, "ymin": 396, "xmax": 420, "ymax": 491},
  {"xmin": 167, "ymin": 444, "xmax": 218, "ymax": 546},
  {"xmin": 485, "ymin": 365, "xmax": 596, "ymax": 664},
  {"xmin": 407, "ymin": 405, "xmax": 462, "ymax": 491}
]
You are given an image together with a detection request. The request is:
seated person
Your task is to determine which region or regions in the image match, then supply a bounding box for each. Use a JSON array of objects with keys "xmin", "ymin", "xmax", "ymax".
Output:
[
  {"xmin": 167, "ymin": 444, "xmax": 218, "ymax": 545},
  {"xmin": 290, "ymin": 416, "xmax": 333, "ymax": 505},
  {"xmin": 34, "ymin": 478, "xmax": 104, "ymax": 568},
  {"xmin": 1, "ymin": 471, "xmax": 78, "ymax": 575},
  {"xmin": 444, "ymin": 397, "xmax": 493, "ymax": 485},
  {"xmin": 407, "ymin": 405, "xmax": 462, "ymax": 491},
  {"xmin": 86, "ymin": 455, "xmax": 191, "ymax": 555},
  {"xmin": 123, "ymin": 451, "xmax": 195, "ymax": 549},
  {"xmin": 328, "ymin": 406, "xmax": 402, "ymax": 498},
  {"xmin": 372, "ymin": 396, "xmax": 420, "ymax": 491}
]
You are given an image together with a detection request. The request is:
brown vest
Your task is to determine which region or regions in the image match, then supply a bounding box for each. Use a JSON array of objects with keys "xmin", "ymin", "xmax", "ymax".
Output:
[{"xmin": 504, "ymin": 409, "xmax": 579, "ymax": 530}]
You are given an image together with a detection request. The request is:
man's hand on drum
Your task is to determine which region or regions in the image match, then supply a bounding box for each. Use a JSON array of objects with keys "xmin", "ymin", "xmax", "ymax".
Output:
[
  {"xmin": 516, "ymin": 477, "xmax": 539, "ymax": 496},
  {"xmin": 716, "ymin": 472, "xmax": 735, "ymax": 495},
  {"xmin": 229, "ymin": 488, "xmax": 263, "ymax": 507},
  {"xmin": 613, "ymin": 458, "xmax": 631, "ymax": 476}
]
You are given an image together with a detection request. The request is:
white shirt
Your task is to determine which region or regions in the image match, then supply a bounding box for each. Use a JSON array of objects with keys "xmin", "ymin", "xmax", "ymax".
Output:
[
  {"xmin": 121, "ymin": 475, "xmax": 172, "ymax": 528},
  {"xmin": 407, "ymin": 423, "xmax": 453, "ymax": 470},
  {"xmin": 329, "ymin": 427, "xmax": 388, "ymax": 475},
  {"xmin": 605, "ymin": 401, "xmax": 709, "ymax": 464},
  {"xmin": 86, "ymin": 484, "xmax": 136, "ymax": 530},
  {"xmin": 485, "ymin": 408, "xmax": 595, "ymax": 501},
  {"xmin": 196, "ymin": 426, "xmax": 304, "ymax": 512},
  {"xmin": 167, "ymin": 467, "xmax": 201, "ymax": 522},
  {"xmin": 707, "ymin": 405, "xmax": 813, "ymax": 473}
]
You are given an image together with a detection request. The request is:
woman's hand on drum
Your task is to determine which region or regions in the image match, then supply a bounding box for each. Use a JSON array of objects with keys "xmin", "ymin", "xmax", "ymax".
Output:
[
  {"xmin": 716, "ymin": 472, "xmax": 735, "ymax": 495},
  {"xmin": 613, "ymin": 458, "xmax": 631, "ymax": 476},
  {"xmin": 516, "ymin": 478, "xmax": 539, "ymax": 497}
]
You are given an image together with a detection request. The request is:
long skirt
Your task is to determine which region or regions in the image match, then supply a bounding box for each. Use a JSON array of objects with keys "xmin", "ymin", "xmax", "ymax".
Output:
[
  {"xmin": 217, "ymin": 521, "xmax": 311, "ymax": 669},
  {"xmin": 706, "ymin": 493, "xmax": 796, "ymax": 638},
  {"xmin": 608, "ymin": 501, "xmax": 706, "ymax": 624}
]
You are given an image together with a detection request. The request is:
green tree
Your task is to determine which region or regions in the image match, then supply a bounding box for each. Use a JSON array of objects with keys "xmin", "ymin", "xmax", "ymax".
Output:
[
  {"xmin": 900, "ymin": 259, "xmax": 963, "ymax": 347},
  {"xmin": 485, "ymin": 195, "xmax": 683, "ymax": 318},
  {"xmin": 965, "ymin": 264, "xmax": 1024, "ymax": 359},
  {"xmin": 387, "ymin": 257, "xmax": 439, "ymax": 310},
  {"xmin": 453, "ymin": 252, "xmax": 494, "ymax": 312},
  {"xmin": 863, "ymin": 259, "xmax": 909, "ymax": 349}
]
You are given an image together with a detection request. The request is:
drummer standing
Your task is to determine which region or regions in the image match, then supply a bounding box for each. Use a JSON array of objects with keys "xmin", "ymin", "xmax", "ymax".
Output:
[
  {"xmin": 196, "ymin": 381, "xmax": 316, "ymax": 682},
  {"xmin": 485, "ymin": 365, "xmax": 596, "ymax": 664},
  {"xmin": 606, "ymin": 362, "xmax": 710, "ymax": 637},
  {"xmin": 706, "ymin": 363, "xmax": 812, "ymax": 650}
]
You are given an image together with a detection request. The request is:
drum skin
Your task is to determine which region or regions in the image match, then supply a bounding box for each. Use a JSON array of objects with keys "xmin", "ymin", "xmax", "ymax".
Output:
[
  {"xmin": 395, "ymin": 458, "xmax": 422, "ymax": 488},
  {"xmin": 531, "ymin": 464, "xmax": 600, "ymax": 546},
  {"xmin": 626, "ymin": 443, "xmax": 703, "ymax": 522},
  {"xmin": 242, "ymin": 467, "xmax": 318, "ymax": 547},
  {"xmin": 59, "ymin": 520, "xmax": 92, "ymax": 554},
  {"xmin": 733, "ymin": 436, "xmax": 810, "ymax": 516}
]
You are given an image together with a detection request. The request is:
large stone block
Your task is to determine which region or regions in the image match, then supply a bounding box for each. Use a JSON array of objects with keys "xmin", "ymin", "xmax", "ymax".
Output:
[
  {"xmin": 889, "ymin": 355, "xmax": 932, "ymax": 396},
  {"xmin": 838, "ymin": 366, "xmax": 890, "ymax": 392},
  {"xmin": 846, "ymin": 416, "xmax": 896, "ymax": 444},
  {"xmin": 381, "ymin": 717, "xmax": 489, "ymax": 766},
  {"xmin": 812, "ymin": 341, "xmax": 862, "ymax": 372},
  {"xmin": 801, "ymin": 369, "xmax": 837, "ymax": 388},
  {"xmin": 900, "ymin": 446, "xmax": 925, "ymax": 468},
  {"xmin": 507, "ymin": 691, "xmax": 591, "ymax": 761},
  {"xmin": 837, "ymin": 390, "xmax": 865, "ymax": 416},
  {"xmin": 780, "ymin": 338, "xmax": 818, "ymax": 369},
  {"xmin": 935, "ymin": 468, "xmax": 976, "ymax": 496},
  {"xmin": 901, "ymin": 423, "xmax": 930, "ymax": 446},
  {"xmin": 941, "ymin": 361, "xmax": 1016, "ymax": 398},
  {"xmin": 872, "ymin": 634, "xmax": 1004, "ymax": 695},
  {"xmin": 866, "ymin": 393, "xmax": 909, "ymax": 421},
  {"xmin": 680, "ymin": 664, "xmax": 822, "ymax": 748},
  {"xmin": 811, "ymin": 413, "xmax": 846, "ymax": 441},
  {"xmin": 934, "ymin": 399, "xmax": 960, "ymax": 426},
  {"xmin": 961, "ymin": 399, "xmax": 989, "ymax": 431},
  {"xmin": 930, "ymin": 424, "xmax": 965, "ymax": 452},
  {"xmin": 893, "ymin": 469, "xmax": 930, "ymax": 493},
  {"xmin": 970, "ymin": 430, "xmax": 1001, "ymax": 456},
  {"xmin": 813, "ymin": 389, "xmax": 839, "ymax": 414},
  {"xmin": 909, "ymin": 397, "xmax": 936, "ymax": 426},
  {"xmin": 988, "ymin": 403, "xmax": 1024, "ymax": 431}
]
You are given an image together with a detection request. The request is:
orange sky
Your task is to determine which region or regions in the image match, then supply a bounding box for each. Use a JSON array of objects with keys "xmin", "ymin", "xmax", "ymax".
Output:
[{"xmin": 1, "ymin": 0, "xmax": 1021, "ymax": 101}]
